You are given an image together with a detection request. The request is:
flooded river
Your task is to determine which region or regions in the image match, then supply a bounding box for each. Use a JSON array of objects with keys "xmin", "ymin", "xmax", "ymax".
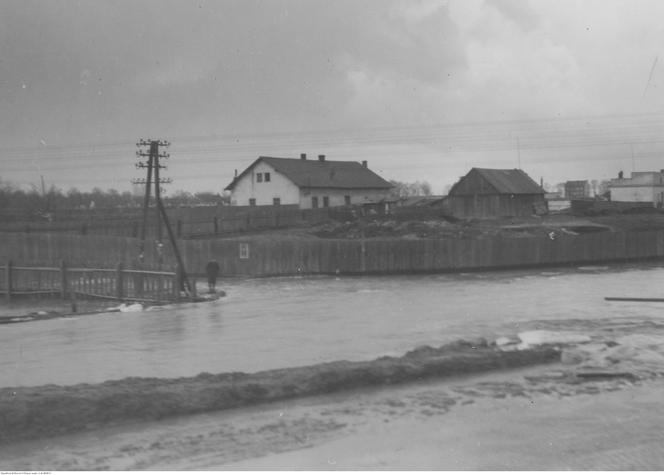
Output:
[{"xmin": 2, "ymin": 263, "xmax": 664, "ymax": 387}]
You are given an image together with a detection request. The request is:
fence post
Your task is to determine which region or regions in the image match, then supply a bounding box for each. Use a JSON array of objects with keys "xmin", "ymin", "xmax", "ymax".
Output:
[
  {"xmin": 5, "ymin": 260, "xmax": 12, "ymax": 302},
  {"xmin": 116, "ymin": 262, "xmax": 124, "ymax": 299},
  {"xmin": 60, "ymin": 260, "xmax": 67, "ymax": 300},
  {"xmin": 360, "ymin": 240, "xmax": 367, "ymax": 273},
  {"xmin": 175, "ymin": 264, "xmax": 182, "ymax": 299}
]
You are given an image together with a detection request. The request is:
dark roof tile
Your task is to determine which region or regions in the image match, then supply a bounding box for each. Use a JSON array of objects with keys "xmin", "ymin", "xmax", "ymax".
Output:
[{"xmin": 225, "ymin": 156, "xmax": 393, "ymax": 190}]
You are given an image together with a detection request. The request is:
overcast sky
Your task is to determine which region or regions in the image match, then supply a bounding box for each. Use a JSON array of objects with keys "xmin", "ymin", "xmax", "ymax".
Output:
[{"xmin": 1, "ymin": 0, "xmax": 663, "ymax": 193}]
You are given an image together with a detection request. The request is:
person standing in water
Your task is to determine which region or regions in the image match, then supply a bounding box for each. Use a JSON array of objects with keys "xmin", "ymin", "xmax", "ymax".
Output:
[{"xmin": 205, "ymin": 260, "xmax": 220, "ymax": 293}]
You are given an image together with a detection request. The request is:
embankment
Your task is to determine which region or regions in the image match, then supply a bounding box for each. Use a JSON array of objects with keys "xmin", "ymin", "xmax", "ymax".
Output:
[{"xmin": 0, "ymin": 340, "xmax": 560, "ymax": 443}]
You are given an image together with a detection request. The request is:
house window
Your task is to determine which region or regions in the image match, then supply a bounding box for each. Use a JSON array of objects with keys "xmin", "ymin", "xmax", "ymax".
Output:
[
  {"xmin": 239, "ymin": 243, "xmax": 250, "ymax": 259},
  {"xmin": 312, "ymin": 196, "xmax": 319, "ymax": 208},
  {"xmin": 344, "ymin": 195, "xmax": 351, "ymax": 206},
  {"xmin": 256, "ymin": 173, "xmax": 263, "ymax": 183},
  {"xmin": 249, "ymin": 198, "xmax": 256, "ymax": 206},
  {"xmin": 323, "ymin": 196, "xmax": 330, "ymax": 208},
  {"xmin": 264, "ymin": 172, "xmax": 271, "ymax": 182},
  {"xmin": 273, "ymin": 197, "xmax": 281, "ymax": 205}
]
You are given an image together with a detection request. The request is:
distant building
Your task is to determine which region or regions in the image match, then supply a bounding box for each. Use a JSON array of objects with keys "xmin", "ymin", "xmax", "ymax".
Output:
[
  {"xmin": 608, "ymin": 170, "xmax": 664, "ymax": 207},
  {"xmin": 224, "ymin": 154, "xmax": 394, "ymax": 209},
  {"xmin": 564, "ymin": 180, "xmax": 591, "ymax": 199},
  {"xmin": 446, "ymin": 168, "xmax": 547, "ymax": 217}
]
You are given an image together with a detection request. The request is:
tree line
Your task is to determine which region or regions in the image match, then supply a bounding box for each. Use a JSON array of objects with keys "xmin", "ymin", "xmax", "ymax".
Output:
[{"xmin": 0, "ymin": 181, "xmax": 225, "ymax": 218}]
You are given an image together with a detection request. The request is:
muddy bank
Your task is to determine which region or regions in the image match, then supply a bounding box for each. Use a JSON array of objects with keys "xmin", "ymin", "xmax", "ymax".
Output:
[{"xmin": 0, "ymin": 340, "xmax": 560, "ymax": 443}]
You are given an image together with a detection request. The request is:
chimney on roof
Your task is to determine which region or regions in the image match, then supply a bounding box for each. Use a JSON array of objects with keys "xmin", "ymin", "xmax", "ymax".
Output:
[
  {"xmin": 362, "ymin": 160, "xmax": 368, "ymax": 168},
  {"xmin": 318, "ymin": 154, "xmax": 325, "ymax": 162},
  {"xmin": 300, "ymin": 153, "xmax": 307, "ymax": 160}
]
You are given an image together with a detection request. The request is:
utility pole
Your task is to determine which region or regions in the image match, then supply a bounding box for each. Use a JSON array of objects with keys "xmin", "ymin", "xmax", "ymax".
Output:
[
  {"xmin": 133, "ymin": 139, "xmax": 171, "ymax": 257},
  {"xmin": 131, "ymin": 139, "xmax": 192, "ymax": 297}
]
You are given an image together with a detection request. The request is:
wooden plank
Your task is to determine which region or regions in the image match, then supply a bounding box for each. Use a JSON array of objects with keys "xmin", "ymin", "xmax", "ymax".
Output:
[{"xmin": 605, "ymin": 297, "xmax": 664, "ymax": 302}]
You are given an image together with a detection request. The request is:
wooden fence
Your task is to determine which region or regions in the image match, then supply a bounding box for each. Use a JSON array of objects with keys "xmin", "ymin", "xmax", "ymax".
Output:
[
  {"xmin": 178, "ymin": 228, "xmax": 664, "ymax": 277},
  {"xmin": 2, "ymin": 229, "xmax": 664, "ymax": 278},
  {"xmin": 0, "ymin": 261, "xmax": 183, "ymax": 304}
]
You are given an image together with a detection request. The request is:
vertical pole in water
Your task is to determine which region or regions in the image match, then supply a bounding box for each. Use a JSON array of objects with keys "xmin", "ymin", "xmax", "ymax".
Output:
[{"xmin": 60, "ymin": 260, "xmax": 67, "ymax": 300}]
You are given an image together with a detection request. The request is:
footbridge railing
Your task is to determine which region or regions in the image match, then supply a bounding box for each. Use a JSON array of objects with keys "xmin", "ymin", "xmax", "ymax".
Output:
[{"xmin": 1, "ymin": 261, "xmax": 191, "ymax": 304}]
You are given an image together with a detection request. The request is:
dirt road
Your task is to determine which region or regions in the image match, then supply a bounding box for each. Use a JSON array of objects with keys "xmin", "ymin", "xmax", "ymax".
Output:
[{"xmin": 3, "ymin": 360, "xmax": 663, "ymax": 471}]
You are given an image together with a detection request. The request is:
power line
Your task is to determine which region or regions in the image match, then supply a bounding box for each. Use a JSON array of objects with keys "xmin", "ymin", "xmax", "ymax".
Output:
[{"xmin": 1, "ymin": 110, "xmax": 663, "ymax": 158}]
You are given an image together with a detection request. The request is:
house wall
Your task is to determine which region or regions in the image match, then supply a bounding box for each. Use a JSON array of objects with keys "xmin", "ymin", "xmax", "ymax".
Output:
[
  {"xmin": 229, "ymin": 162, "xmax": 300, "ymax": 206},
  {"xmin": 610, "ymin": 186, "xmax": 664, "ymax": 206},
  {"xmin": 446, "ymin": 194, "xmax": 547, "ymax": 217},
  {"xmin": 298, "ymin": 187, "xmax": 392, "ymax": 209}
]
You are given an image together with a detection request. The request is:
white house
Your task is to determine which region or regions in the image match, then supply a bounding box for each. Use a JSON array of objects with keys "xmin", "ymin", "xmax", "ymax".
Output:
[
  {"xmin": 224, "ymin": 154, "xmax": 394, "ymax": 209},
  {"xmin": 608, "ymin": 171, "xmax": 664, "ymax": 207}
]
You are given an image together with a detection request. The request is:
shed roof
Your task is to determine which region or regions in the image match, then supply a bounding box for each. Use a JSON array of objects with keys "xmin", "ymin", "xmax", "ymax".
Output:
[
  {"xmin": 450, "ymin": 168, "xmax": 544, "ymax": 195},
  {"xmin": 225, "ymin": 156, "xmax": 394, "ymax": 191}
]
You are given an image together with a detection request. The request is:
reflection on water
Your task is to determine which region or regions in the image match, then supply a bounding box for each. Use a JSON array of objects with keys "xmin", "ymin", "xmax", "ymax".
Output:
[{"xmin": 1, "ymin": 263, "xmax": 664, "ymax": 387}]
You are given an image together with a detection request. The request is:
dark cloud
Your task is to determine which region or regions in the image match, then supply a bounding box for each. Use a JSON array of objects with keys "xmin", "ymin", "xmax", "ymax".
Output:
[{"xmin": 0, "ymin": 0, "xmax": 466, "ymax": 144}]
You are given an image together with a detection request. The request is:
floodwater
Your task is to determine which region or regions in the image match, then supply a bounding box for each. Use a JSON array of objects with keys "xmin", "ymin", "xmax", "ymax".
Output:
[{"xmin": 2, "ymin": 263, "xmax": 664, "ymax": 388}]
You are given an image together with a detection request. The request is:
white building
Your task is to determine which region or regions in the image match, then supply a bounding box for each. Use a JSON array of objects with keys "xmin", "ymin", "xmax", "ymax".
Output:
[
  {"xmin": 608, "ymin": 171, "xmax": 664, "ymax": 207},
  {"xmin": 225, "ymin": 154, "xmax": 394, "ymax": 209}
]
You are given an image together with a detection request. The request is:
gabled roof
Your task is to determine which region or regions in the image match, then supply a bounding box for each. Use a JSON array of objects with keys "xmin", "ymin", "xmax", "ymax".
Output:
[
  {"xmin": 450, "ymin": 168, "xmax": 544, "ymax": 195},
  {"xmin": 225, "ymin": 156, "xmax": 394, "ymax": 191}
]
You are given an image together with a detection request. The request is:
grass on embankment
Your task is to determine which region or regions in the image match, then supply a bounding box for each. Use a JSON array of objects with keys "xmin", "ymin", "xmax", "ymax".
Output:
[{"xmin": 0, "ymin": 340, "xmax": 560, "ymax": 443}]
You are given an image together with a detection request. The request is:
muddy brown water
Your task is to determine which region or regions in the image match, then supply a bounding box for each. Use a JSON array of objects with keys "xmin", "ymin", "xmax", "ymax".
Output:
[{"xmin": 1, "ymin": 263, "xmax": 664, "ymax": 388}]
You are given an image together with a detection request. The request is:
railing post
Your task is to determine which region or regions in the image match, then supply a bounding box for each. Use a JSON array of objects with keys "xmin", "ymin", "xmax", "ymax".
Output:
[
  {"xmin": 5, "ymin": 260, "xmax": 12, "ymax": 302},
  {"xmin": 116, "ymin": 262, "xmax": 124, "ymax": 299},
  {"xmin": 175, "ymin": 264, "xmax": 183, "ymax": 300},
  {"xmin": 60, "ymin": 260, "xmax": 67, "ymax": 300},
  {"xmin": 70, "ymin": 290, "xmax": 78, "ymax": 313}
]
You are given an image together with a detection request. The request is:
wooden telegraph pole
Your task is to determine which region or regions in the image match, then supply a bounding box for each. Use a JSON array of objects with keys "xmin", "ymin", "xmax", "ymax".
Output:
[{"xmin": 132, "ymin": 139, "xmax": 193, "ymax": 297}]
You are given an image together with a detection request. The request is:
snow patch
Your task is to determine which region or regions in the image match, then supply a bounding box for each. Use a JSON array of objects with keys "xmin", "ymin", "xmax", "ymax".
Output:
[
  {"xmin": 118, "ymin": 303, "xmax": 144, "ymax": 313},
  {"xmin": 516, "ymin": 330, "xmax": 592, "ymax": 350}
]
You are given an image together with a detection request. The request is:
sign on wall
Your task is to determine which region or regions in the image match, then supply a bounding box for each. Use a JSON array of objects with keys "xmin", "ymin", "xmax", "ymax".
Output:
[{"xmin": 239, "ymin": 242, "xmax": 250, "ymax": 259}]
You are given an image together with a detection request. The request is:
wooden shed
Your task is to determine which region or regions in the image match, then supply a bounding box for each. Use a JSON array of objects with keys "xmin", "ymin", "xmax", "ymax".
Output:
[{"xmin": 446, "ymin": 168, "xmax": 547, "ymax": 218}]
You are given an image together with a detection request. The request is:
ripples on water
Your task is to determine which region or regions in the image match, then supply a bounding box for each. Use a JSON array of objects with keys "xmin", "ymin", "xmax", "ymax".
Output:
[{"xmin": 1, "ymin": 263, "xmax": 664, "ymax": 387}]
